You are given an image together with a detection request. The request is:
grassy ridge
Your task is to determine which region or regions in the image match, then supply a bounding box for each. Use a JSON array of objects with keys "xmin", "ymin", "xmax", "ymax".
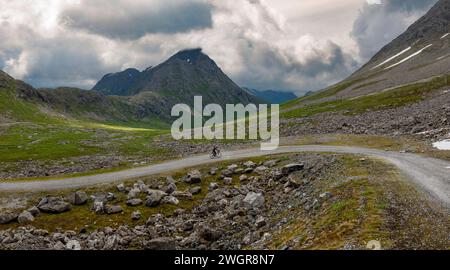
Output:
[{"xmin": 281, "ymin": 74, "xmax": 450, "ymax": 119}]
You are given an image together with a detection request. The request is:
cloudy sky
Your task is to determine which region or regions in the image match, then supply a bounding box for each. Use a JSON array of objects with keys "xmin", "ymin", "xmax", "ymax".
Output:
[{"xmin": 0, "ymin": 0, "xmax": 438, "ymax": 95}]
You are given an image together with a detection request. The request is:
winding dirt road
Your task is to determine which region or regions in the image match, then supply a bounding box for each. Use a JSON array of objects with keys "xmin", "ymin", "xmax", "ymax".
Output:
[{"xmin": 1, "ymin": 145, "xmax": 449, "ymax": 208}]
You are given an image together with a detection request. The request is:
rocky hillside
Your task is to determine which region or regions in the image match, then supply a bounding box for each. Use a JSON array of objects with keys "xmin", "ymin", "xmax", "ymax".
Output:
[
  {"xmin": 281, "ymin": 0, "xmax": 450, "ymax": 142},
  {"xmin": 0, "ymin": 70, "xmax": 169, "ymax": 126},
  {"xmin": 93, "ymin": 48, "xmax": 261, "ymax": 108},
  {"xmin": 288, "ymin": 0, "xmax": 449, "ymax": 103}
]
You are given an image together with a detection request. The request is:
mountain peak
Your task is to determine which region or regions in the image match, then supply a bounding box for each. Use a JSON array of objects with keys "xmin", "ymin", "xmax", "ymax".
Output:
[{"xmin": 169, "ymin": 48, "xmax": 205, "ymax": 64}]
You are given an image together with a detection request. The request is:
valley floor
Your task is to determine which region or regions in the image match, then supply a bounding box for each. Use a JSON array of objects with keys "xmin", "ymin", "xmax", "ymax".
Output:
[{"xmin": 0, "ymin": 153, "xmax": 448, "ymax": 250}]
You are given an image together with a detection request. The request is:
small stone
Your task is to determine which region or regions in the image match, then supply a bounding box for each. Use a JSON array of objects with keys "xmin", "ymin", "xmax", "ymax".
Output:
[
  {"xmin": 243, "ymin": 167, "xmax": 254, "ymax": 174},
  {"xmin": 223, "ymin": 177, "xmax": 233, "ymax": 185},
  {"xmin": 171, "ymin": 191, "xmax": 193, "ymax": 200},
  {"xmin": 66, "ymin": 240, "xmax": 81, "ymax": 250},
  {"xmin": 243, "ymin": 192, "xmax": 265, "ymax": 209},
  {"xmin": 165, "ymin": 182, "xmax": 177, "ymax": 194},
  {"xmin": 221, "ymin": 169, "xmax": 233, "ymax": 177},
  {"xmin": 17, "ymin": 211, "xmax": 34, "ymax": 224},
  {"xmin": 131, "ymin": 211, "xmax": 142, "ymax": 220},
  {"xmin": 239, "ymin": 175, "xmax": 248, "ymax": 181},
  {"xmin": 185, "ymin": 170, "xmax": 202, "ymax": 184},
  {"xmin": 126, "ymin": 198, "xmax": 143, "ymax": 206},
  {"xmin": 254, "ymin": 166, "xmax": 268, "ymax": 174},
  {"xmin": 161, "ymin": 196, "xmax": 179, "ymax": 205},
  {"xmin": 281, "ymin": 164, "xmax": 305, "ymax": 175},
  {"xmin": 68, "ymin": 191, "xmax": 88, "ymax": 205},
  {"xmin": 263, "ymin": 160, "xmax": 278, "ymax": 167},
  {"xmin": 127, "ymin": 188, "xmax": 141, "ymax": 200},
  {"xmin": 227, "ymin": 164, "xmax": 239, "ymax": 172},
  {"xmin": 92, "ymin": 200, "xmax": 105, "ymax": 214},
  {"xmin": 243, "ymin": 161, "xmax": 256, "ymax": 168},
  {"xmin": 105, "ymin": 205, "xmax": 123, "ymax": 215},
  {"xmin": 27, "ymin": 206, "xmax": 40, "ymax": 217},
  {"xmin": 144, "ymin": 237, "xmax": 176, "ymax": 250},
  {"xmin": 189, "ymin": 186, "xmax": 202, "ymax": 195},
  {"xmin": 146, "ymin": 190, "xmax": 167, "ymax": 207},
  {"xmin": 255, "ymin": 216, "xmax": 266, "ymax": 228},
  {"xmin": 117, "ymin": 183, "xmax": 126, "ymax": 192},
  {"xmin": 209, "ymin": 182, "xmax": 219, "ymax": 191},
  {"xmin": 319, "ymin": 192, "xmax": 332, "ymax": 200},
  {"xmin": 210, "ymin": 167, "xmax": 218, "ymax": 175}
]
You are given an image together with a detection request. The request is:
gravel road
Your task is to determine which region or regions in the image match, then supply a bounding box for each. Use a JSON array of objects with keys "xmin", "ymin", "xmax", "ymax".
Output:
[{"xmin": 1, "ymin": 145, "xmax": 449, "ymax": 208}]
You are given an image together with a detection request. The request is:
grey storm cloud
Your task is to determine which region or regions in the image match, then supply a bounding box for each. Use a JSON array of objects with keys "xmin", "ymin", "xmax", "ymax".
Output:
[
  {"xmin": 60, "ymin": 0, "xmax": 214, "ymax": 40},
  {"xmin": 227, "ymin": 37, "xmax": 358, "ymax": 93},
  {"xmin": 351, "ymin": 0, "xmax": 438, "ymax": 61},
  {"xmin": 0, "ymin": 0, "xmax": 438, "ymax": 94}
]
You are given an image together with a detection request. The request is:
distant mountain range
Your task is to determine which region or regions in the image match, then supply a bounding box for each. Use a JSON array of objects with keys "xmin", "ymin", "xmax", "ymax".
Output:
[
  {"xmin": 0, "ymin": 49, "xmax": 267, "ymax": 127},
  {"xmin": 242, "ymin": 88, "xmax": 297, "ymax": 104},
  {"xmin": 93, "ymin": 48, "xmax": 261, "ymax": 107}
]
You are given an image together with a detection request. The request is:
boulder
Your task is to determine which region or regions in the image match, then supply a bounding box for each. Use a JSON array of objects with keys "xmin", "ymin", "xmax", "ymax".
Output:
[
  {"xmin": 255, "ymin": 216, "xmax": 266, "ymax": 228},
  {"xmin": 227, "ymin": 164, "xmax": 239, "ymax": 172},
  {"xmin": 127, "ymin": 188, "xmax": 141, "ymax": 200},
  {"xmin": 197, "ymin": 224, "xmax": 221, "ymax": 242},
  {"xmin": 243, "ymin": 161, "xmax": 256, "ymax": 168},
  {"xmin": 281, "ymin": 164, "xmax": 304, "ymax": 175},
  {"xmin": 164, "ymin": 183, "xmax": 177, "ymax": 194},
  {"xmin": 254, "ymin": 166, "xmax": 268, "ymax": 174},
  {"xmin": 126, "ymin": 198, "xmax": 143, "ymax": 206},
  {"xmin": 188, "ymin": 186, "xmax": 202, "ymax": 195},
  {"xmin": 263, "ymin": 160, "xmax": 278, "ymax": 167},
  {"xmin": 144, "ymin": 237, "xmax": 176, "ymax": 250},
  {"xmin": 27, "ymin": 206, "xmax": 40, "ymax": 217},
  {"xmin": 68, "ymin": 191, "xmax": 88, "ymax": 205},
  {"xmin": 243, "ymin": 192, "xmax": 265, "ymax": 209},
  {"xmin": 209, "ymin": 182, "xmax": 219, "ymax": 191},
  {"xmin": 171, "ymin": 191, "xmax": 193, "ymax": 201},
  {"xmin": 223, "ymin": 177, "xmax": 233, "ymax": 185},
  {"xmin": 66, "ymin": 240, "xmax": 81, "ymax": 250},
  {"xmin": 209, "ymin": 167, "xmax": 218, "ymax": 175},
  {"xmin": 319, "ymin": 192, "xmax": 332, "ymax": 200},
  {"xmin": 146, "ymin": 190, "xmax": 167, "ymax": 207},
  {"xmin": 131, "ymin": 211, "xmax": 142, "ymax": 221},
  {"xmin": 105, "ymin": 205, "xmax": 123, "ymax": 215},
  {"xmin": 37, "ymin": 196, "xmax": 72, "ymax": 214},
  {"xmin": 161, "ymin": 196, "xmax": 179, "ymax": 205},
  {"xmin": 239, "ymin": 175, "xmax": 248, "ymax": 181},
  {"xmin": 0, "ymin": 211, "xmax": 18, "ymax": 224},
  {"xmin": 92, "ymin": 201, "xmax": 105, "ymax": 214},
  {"xmin": 221, "ymin": 169, "xmax": 233, "ymax": 177},
  {"xmin": 17, "ymin": 211, "xmax": 34, "ymax": 224},
  {"xmin": 185, "ymin": 170, "xmax": 202, "ymax": 184},
  {"xmin": 116, "ymin": 183, "xmax": 126, "ymax": 193}
]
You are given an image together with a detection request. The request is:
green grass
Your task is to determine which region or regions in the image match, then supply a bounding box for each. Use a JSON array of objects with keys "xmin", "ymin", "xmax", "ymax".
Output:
[{"xmin": 281, "ymin": 74, "xmax": 450, "ymax": 119}]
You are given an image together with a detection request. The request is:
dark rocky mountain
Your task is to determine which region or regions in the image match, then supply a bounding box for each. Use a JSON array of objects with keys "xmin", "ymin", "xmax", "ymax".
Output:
[
  {"xmin": 93, "ymin": 68, "xmax": 140, "ymax": 96},
  {"xmin": 93, "ymin": 48, "xmax": 261, "ymax": 107},
  {"xmin": 243, "ymin": 87, "xmax": 297, "ymax": 104}
]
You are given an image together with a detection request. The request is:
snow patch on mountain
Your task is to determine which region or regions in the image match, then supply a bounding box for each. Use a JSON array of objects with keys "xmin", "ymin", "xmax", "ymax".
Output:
[
  {"xmin": 370, "ymin": 47, "xmax": 411, "ymax": 70},
  {"xmin": 384, "ymin": 44, "xmax": 433, "ymax": 70}
]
